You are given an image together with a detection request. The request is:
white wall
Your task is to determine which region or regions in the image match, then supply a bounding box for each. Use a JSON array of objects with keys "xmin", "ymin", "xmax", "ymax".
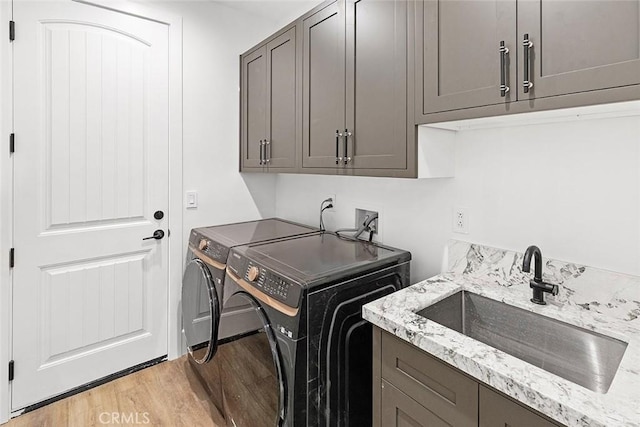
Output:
[
  {"xmin": 145, "ymin": 1, "xmax": 276, "ymax": 240},
  {"xmin": 276, "ymin": 114, "xmax": 640, "ymax": 282},
  {"xmin": 143, "ymin": 0, "xmax": 320, "ymax": 247},
  {"xmin": 138, "ymin": 0, "xmax": 318, "ymax": 356}
]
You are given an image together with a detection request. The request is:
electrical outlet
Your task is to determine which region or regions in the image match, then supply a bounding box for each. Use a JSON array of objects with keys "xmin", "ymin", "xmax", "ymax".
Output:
[{"xmin": 453, "ymin": 207, "xmax": 469, "ymax": 234}]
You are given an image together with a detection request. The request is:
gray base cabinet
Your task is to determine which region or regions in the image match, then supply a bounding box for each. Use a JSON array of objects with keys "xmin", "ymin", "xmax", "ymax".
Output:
[
  {"xmin": 373, "ymin": 327, "xmax": 564, "ymax": 427},
  {"xmin": 416, "ymin": 0, "xmax": 640, "ymax": 123},
  {"xmin": 479, "ymin": 385, "xmax": 557, "ymax": 427}
]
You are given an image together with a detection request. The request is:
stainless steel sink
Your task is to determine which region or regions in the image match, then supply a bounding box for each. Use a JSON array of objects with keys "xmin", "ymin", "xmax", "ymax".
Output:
[{"xmin": 416, "ymin": 290, "xmax": 627, "ymax": 393}]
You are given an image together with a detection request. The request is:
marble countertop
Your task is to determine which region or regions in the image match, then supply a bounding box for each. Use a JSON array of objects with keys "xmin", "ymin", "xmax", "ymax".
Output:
[{"xmin": 363, "ymin": 240, "xmax": 640, "ymax": 427}]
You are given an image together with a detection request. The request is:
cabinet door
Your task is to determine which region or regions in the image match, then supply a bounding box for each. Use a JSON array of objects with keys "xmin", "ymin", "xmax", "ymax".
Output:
[
  {"xmin": 241, "ymin": 46, "xmax": 267, "ymax": 169},
  {"xmin": 418, "ymin": 0, "xmax": 516, "ymax": 114},
  {"xmin": 518, "ymin": 0, "xmax": 640, "ymax": 100},
  {"xmin": 479, "ymin": 386, "xmax": 559, "ymax": 427},
  {"xmin": 381, "ymin": 380, "xmax": 454, "ymax": 427},
  {"xmin": 265, "ymin": 28, "xmax": 297, "ymax": 169},
  {"xmin": 381, "ymin": 332, "xmax": 478, "ymax": 427},
  {"xmin": 302, "ymin": 1, "xmax": 346, "ymax": 169},
  {"xmin": 345, "ymin": 0, "xmax": 408, "ymax": 170}
]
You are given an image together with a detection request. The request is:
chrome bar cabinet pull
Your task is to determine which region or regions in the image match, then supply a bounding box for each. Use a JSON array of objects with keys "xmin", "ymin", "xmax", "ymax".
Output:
[
  {"xmin": 499, "ymin": 41, "xmax": 510, "ymax": 97},
  {"xmin": 523, "ymin": 34, "xmax": 534, "ymax": 93}
]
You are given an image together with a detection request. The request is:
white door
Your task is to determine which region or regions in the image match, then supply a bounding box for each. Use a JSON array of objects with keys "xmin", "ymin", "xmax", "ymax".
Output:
[{"xmin": 12, "ymin": 0, "xmax": 169, "ymax": 410}]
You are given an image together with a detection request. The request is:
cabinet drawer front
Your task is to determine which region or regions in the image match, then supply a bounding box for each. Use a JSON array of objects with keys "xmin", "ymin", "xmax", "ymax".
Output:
[
  {"xmin": 381, "ymin": 332, "xmax": 477, "ymax": 427},
  {"xmin": 381, "ymin": 379, "xmax": 453, "ymax": 427},
  {"xmin": 479, "ymin": 385, "xmax": 560, "ymax": 427}
]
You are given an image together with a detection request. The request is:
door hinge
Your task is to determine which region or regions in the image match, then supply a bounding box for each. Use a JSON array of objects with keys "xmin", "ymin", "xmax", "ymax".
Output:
[
  {"xmin": 9, "ymin": 21, "xmax": 15, "ymax": 42},
  {"xmin": 9, "ymin": 248, "xmax": 14, "ymax": 269},
  {"xmin": 8, "ymin": 360, "xmax": 14, "ymax": 382},
  {"xmin": 9, "ymin": 133, "xmax": 14, "ymax": 155}
]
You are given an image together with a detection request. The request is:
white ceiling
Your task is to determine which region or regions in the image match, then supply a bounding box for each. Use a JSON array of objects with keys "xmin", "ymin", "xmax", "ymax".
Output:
[{"xmin": 217, "ymin": 0, "xmax": 323, "ymax": 27}]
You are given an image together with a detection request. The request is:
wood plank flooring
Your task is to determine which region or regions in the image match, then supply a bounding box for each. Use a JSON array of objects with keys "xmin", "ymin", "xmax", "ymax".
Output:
[{"xmin": 5, "ymin": 356, "xmax": 225, "ymax": 427}]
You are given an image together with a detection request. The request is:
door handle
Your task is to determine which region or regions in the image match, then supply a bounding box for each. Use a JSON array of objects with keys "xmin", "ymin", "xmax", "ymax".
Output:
[
  {"xmin": 523, "ymin": 34, "xmax": 534, "ymax": 93},
  {"xmin": 343, "ymin": 129, "xmax": 352, "ymax": 165},
  {"xmin": 335, "ymin": 130, "xmax": 343, "ymax": 164},
  {"xmin": 259, "ymin": 140, "xmax": 264, "ymax": 165},
  {"xmin": 142, "ymin": 230, "xmax": 165, "ymax": 240},
  {"xmin": 265, "ymin": 140, "xmax": 271, "ymax": 164},
  {"xmin": 499, "ymin": 41, "xmax": 510, "ymax": 97}
]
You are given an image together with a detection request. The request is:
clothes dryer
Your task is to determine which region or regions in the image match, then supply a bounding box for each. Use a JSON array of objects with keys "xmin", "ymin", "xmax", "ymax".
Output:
[{"xmin": 220, "ymin": 232, "xmax": 411, "ymax": 426}]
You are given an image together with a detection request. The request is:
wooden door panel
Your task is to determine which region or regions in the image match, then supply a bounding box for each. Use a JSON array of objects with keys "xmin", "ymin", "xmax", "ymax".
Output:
[
  {"xmin": 518, "ymin": 0, "xmax": 640, "ymax": 99},
  {"xmin": 421, "ymin": 0, "xmax": 517, "ymax": 113},
  {"xmin": 241, "ymin": 46, "xmax": 267, "ymax": 169},
  {"xmin": 302, "ymin": 1, "xmax": 346, "ymax": 168},
  {"xmin": 266, "ymin": 28, "xmax": 296, "ymax": 169},
  {"xmin": 346, "ymin": 0, "xmax": 407, "ymax": 169}
]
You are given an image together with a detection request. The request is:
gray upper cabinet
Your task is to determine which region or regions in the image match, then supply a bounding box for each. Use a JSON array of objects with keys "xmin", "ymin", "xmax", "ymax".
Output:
[
  {"xmin": 240, "ymin": 27, "xmax": 297, "ymax": 171},
  {"xmin": 241, "ymin": 46, "xmax": 266, "ymax": 170},
  {"xmin": 345, "ymin": 0, "xmax": 409, "ymax": 170},
  {"xmin": 302, "ymin": 1, "xmax": 346, "ymax": 169},
  {"xmin": 302, "ymin": 0, "xmax": 412, "ymax": 172},
  {"xmin": 517, "ymin": 0, "xmax": 640, "ymax": 100},
  {"xmin": 418, "ymin": 0, "xmax": 516, "ymax": 114},
  {"xmin": 417, "ymin": 0, "xmax": 640, "ymax": 121},
  {"xmin": 265, "ymin": 28, "xmax": 297, "ymax": 169}
]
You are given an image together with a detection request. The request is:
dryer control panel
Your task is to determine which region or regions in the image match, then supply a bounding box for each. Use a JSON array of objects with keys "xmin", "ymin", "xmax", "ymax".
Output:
[
  {"xmin": 227, "ymin": 255, "xmax": 302, "ymax": 309},
  {"xmin": 189, "ymin": 230, "xmax": 227, "ymax": 265}
]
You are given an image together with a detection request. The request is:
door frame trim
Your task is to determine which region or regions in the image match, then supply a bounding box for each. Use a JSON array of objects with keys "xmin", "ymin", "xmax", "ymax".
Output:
[
  {"xmin": 0, "ymin": 1, "xmax": 14, "ymax": 423},
  {"xmin": 0, "ymin": 1, "xmax": 183, "ymax": 422}
]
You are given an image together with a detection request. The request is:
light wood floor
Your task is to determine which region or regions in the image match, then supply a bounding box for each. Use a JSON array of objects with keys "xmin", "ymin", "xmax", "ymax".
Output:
[{"xmin": 5, "ymin": 356, "xmax": 225, "ymax": 427}]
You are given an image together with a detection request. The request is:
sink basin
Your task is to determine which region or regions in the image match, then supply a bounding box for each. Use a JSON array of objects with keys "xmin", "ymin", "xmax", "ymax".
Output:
[{"xmin": 416, "ymin": 290, "xmax": 627, "ymax": 393}]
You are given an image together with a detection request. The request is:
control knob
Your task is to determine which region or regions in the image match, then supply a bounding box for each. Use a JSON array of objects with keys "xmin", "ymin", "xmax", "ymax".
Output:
[
  {"xmin": 198, "ymin": 239, "xmax": 209, "ymax": 251},
  {"xmin": 247, "ymin": 266, "xmax": 260, "ymax": 282}
]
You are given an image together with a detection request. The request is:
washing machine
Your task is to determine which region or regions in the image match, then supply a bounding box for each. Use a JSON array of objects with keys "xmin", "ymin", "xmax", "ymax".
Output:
[
  {"xmin": 220, "ymin": 232, "xmax": 411, "ymax": 426},
  {"xmin": 181, "ymin": 218, "xmax": 319, "ymax": 410}
]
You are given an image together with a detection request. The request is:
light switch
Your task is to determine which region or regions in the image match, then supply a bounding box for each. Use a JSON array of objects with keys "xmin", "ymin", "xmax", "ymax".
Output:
[{"xmin": 186, "ymin": 191, "xmax": 198, "ymax": 209}]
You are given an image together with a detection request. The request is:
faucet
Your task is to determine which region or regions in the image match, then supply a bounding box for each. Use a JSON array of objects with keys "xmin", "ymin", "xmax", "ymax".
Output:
[{"xmin": 522, "ymin": 245, "xmax": 559, "ymax": 305}]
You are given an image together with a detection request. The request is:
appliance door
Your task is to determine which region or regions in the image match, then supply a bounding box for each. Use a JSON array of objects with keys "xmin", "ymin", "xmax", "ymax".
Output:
[
  {"xmin": 182, "ymin": 258, "xmax": 220, "ymax": 364},
  {"xmin": 219, "ymin": 291, "xmax": 285, "ymax": 427}
]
